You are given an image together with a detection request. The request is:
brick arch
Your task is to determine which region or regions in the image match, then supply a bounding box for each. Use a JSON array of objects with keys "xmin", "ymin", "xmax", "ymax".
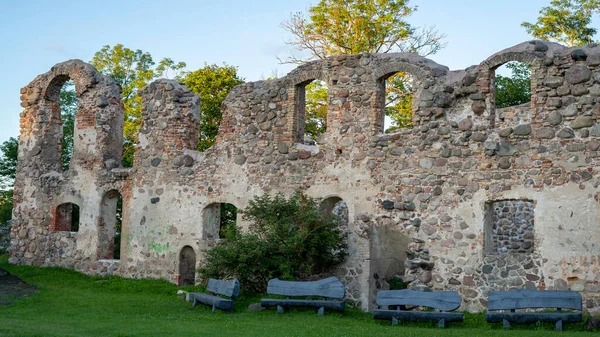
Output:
[
  {"xmin": 372, "ymin": 62, "xmax": 431, "ymax": 82},
  {"xmin": 481, "ymin": 52, "xmax": 543, "ymax": 71}
]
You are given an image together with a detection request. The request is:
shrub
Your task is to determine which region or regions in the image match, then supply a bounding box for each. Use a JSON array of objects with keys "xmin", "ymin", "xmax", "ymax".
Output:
[{"xmin": 198, "ymin": 191, "xmax": 347, "ymax": 293}]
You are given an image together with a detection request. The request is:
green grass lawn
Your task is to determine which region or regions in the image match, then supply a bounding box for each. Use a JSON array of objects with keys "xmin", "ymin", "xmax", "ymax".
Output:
[{"xmin": 0, "ymin": 255, "xmax": 596, "ymax": 337}]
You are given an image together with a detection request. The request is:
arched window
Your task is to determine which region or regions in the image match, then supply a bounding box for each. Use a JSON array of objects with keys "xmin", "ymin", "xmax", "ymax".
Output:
[
  {"xmin": 50, "ymin": 202, "xmax": 80, "ymax": 232},
  {"xmin": 45, "ymin": 76, "xmax": 79, "ymax": 171},
  {"xmin": 319, "ymin": 196, "xmax": 348, "ymax": 232},
  {"xmin": 492, "ymin": 61, "xmax": 532, "ymax": 124},
  {"xmin": 99, "ymin": 190, "xmax": 123, "ymax": 260},
  {"xmin": 202, "ymin": 203, "xmax": 238, "ymax": 240}
]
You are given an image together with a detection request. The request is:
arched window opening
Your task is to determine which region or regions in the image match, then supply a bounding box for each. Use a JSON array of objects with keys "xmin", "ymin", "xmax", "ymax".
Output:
[
  {"xmin": 99, "ymin": 190, "xmax": 123, "ymax": 260},
  {"xmin": 59, "ymin": 80, "xmax": 78, "ymax": 171},
  {"xmin": 295, "ymin": 79, "xmax": 328, "ymax": 144},
  {"xmin": 51, "ymin": 202, "xmax": 80, "ymax": 232},
  {"xmin": 179, "ymin": 246, "xmax": 196, "ymax": 286},
  {"xmin": 492, "ymin": 61, "xmax": 532, "ymax": 122},
  {"xmin": 202, "ymin": 203, "xmax": 238, "ymax": 240},
  {"xmin": 383, "ymin": 73, "xmax": 414, "ymax": 132},
  {"xmin": 320, "ymin": 197, "xmax": 348, "ymax": 232}
]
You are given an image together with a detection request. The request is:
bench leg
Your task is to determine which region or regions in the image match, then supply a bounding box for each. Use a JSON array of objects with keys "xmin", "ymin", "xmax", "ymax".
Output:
[
  {"xmin": 277, "ymin": 305, "xmax": 285, "ymax": 314},
  {"xmin": 318, "ymin": 307, "xmax": 325, "ymax": 316},
  {"xmin": 212, "ymin": 304, "xmax": 216, "ymax": 313},
  {"xmin": 438, "ymin": 319, "xmax": 445, "ymax": 328},
  {"xmin": 192, "ymin": 299, "xmax": 198, "ymax": 308},
  {"xmin": 503, "ymin": 319, "xmax": 510, "ymax": 329},
  {"xmin": 556, "ymin": 320, "xmax": 563, "ymax": 331},
  {"xmin": 391, "ymin": 317, "xmax": 398, "ymax": 326}
]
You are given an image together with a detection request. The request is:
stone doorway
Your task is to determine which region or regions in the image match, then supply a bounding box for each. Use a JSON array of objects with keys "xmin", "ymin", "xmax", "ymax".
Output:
[{"xmin": 179, "ymin": 246, "xmax": 196, "ymax": 286}]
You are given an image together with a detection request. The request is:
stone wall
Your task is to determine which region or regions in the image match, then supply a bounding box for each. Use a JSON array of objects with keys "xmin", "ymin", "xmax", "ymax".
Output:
[{"xmin": 9, "ymin": 41, "xmax": 600, "ymax": 314}]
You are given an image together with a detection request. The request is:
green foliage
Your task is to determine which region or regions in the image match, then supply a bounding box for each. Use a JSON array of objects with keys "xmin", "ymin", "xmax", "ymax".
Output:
[
  {"xmin": 281, "ymin": 0, "xmax": 445, "ymax": 133},
  {"xmin": 522, "ymin": 0, "xmax": 600, "ymax": 46},
  {"xmin": 181, "ymin": 64, "xmax": 245, "ymax": 151},
  {"xmin": 495, "ymin": 62, "xmax": 532, "ymax": 109},
  {"xmin": 91, "ymin": 44, "xmax": 186, "ymax": 166},
  {"xmin": 388, "ymin": 276, "xmax": 407, "ymax": 290},
  {"xmin": 199, "ymin": 192, "xmax": 347, "ymax": 293},
  {"xmin": 218, "ymin": 203, "xmax": 237, "ymax": 239},
  {"xmin": 385, "ymin": 73, "xmax": 414, "ymax": 130},
  {"xmin": 0, "ymin": 190, "xmax": 13, "ymax": 225},
  {"xmin": 0, "ymin": 137, "xmax": 18, "ymax": 189},
  {"xmin": 305, "ymin": 81, "xmax": 328, "ymax": 140}
]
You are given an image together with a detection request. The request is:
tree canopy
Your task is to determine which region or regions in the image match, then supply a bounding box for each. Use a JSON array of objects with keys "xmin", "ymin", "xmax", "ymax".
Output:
[
  {"xmin": 91, "ymin": 44, "xmax": 186, "ymax": 166},
  {"xmin": 181, "ymin": 64, "xmax": 245, "ymax": 151},
  {"xmin": 495, "ymin": 62, "xmax": 532, "ymax": 109},
  {"xmin": 281, "ymin": 0, "xmax": 445, "ymax": 134},
  {"xmin": 522, "ymin": 0, "xmax": 600, "ymax": 47}
]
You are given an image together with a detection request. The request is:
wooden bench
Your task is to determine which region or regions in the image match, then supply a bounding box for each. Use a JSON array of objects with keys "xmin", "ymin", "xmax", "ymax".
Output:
[
  {"xmin": 373, "ymin": 290, "xmax": 464, "ymax": 327},
  {"xmin": 260, "ymin": 277, "xmax": 345, "ymax": 315},
  {"xmin": 485, "ymin": 290, "xmax": 582, "ymax": 331},
  {"xmin": 190, "ymin": 278, "xmax": 240, "ymax": 312}
]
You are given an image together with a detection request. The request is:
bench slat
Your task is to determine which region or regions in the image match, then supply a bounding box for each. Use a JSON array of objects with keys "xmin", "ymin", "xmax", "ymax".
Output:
[
  {"xmin": 191, "ymin": 293, "xmax": 234, "ymax": 311},
  {"xmin": 376, "ymin": 290, "xmax": 461, "ymax": 311},
  {"xmin": 487, "ymin": 290, "xmax": 582, "ymax": 311},
  {"xmin": 207, "ymin": 278, "xmax": 240, "ymax": 298},
  {"xmin": 486, "ymin": 312, "xmax": 581, "ymax": 324},
  {"xmin": 373, "ymin": 309, "xmax": 464, "ymax": 323},
  {"xmin": 260, "ymin": 298, "xmax": 345, "ymax": 311},
  {"xmin": 266, "ymin": 277, "xmax": 345, "ymax": 299}
]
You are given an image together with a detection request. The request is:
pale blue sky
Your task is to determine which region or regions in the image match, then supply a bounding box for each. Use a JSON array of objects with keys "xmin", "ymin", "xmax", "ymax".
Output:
[{"xmin": 1, "ymin": 0, "xmax": 598, "ymax": 143}]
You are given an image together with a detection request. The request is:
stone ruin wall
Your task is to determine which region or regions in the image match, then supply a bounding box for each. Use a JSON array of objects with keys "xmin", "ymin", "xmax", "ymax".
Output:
[{"xmin": 8, "ymin": 41, "xmax": 600, "ymax": 313}]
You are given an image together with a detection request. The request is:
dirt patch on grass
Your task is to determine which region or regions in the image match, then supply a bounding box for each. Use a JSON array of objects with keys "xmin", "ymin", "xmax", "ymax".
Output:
[{"xmin": 0, "ymin": 267, "xmax": 37, "ymax": 305}]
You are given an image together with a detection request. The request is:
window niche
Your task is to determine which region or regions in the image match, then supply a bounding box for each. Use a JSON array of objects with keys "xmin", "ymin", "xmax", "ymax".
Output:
[
  {"xmin": 51, "ymin": 202, "xmax": 80, "ymax": 232},
  {"xmin": 484, "ymin": 199, "xmax": 535, "ymax": 254},
  {"xmin": 202, "ymin": 203, "xmax": 238, "ymax": 240}
]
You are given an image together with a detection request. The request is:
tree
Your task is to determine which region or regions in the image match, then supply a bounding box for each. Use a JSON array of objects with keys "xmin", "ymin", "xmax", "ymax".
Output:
[
  {"xmin": 522, "ymin": 0, "xmax": 600, "ymax": 47},
  {"xmin": 199, "ymin": 191, "xmax": 347, "ymax": 293},
  {"xmin": 0, "ymin": 137, "xmax": 18, "ymax": 225},
  {"xmin": 281, "ymin": 0, "xmax": 445, "ymax": 133},
  {"xmin": 0, "ymin": 137, "xmax": 18, "ymax": 190},
  {"xmin": 91, "ymin": 44, "xmax": 186, "ymax": 166},
  {"xmin": 305, "ymin": 81, "xmax": 328, "ymax": 140},
  {"xmin": 495, "ymin": 62, "xmax": 532, "ymax": 109},
  {"xmin": 181, "ymin": 64, "xmax": 244, "ymax": 151}
]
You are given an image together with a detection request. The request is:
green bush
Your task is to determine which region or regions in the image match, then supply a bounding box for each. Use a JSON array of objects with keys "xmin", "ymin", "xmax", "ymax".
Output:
[{"xmin": 199, "ymin": 191, "xmax": 347, "ymax": 293}]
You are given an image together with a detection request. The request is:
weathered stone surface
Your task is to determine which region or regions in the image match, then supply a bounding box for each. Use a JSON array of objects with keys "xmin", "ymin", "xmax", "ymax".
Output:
[
  {"xmin": 513, "ymin": 124, "xmax": 532, "ymax": 136},
  {"xmin": 471, "ymin": 101, "xmax": 486, "ymax": 114},
  {"xmin": 565, "ymin": 65, "xmax": 592, "ymax": 84},
  {"xmin": 557, "ymin": 128, "xmax": 576, "ymax": 139},
  {"xmin": 11, "ymin": 45, "xmax": 600, "ymax": 316},
  {"xmin": 571, "ymin": 116, "xmax": 594, "ymax": 129}
]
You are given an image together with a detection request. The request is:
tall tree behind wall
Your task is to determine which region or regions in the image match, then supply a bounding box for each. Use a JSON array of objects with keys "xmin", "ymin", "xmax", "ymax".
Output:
[
  {"xmin": 522, "ymin": 0, "xmax": 599, "ymax": 47},
  {"xmin": 181, "ymin": 64, "xmax": 245, "ymax": 151},
  {"xmin": 280, "ymin": 0, "xmax": 446, "ymax": 133},
  {"xmin": 91, "ymin": 45, "xmax": 185, "ymax": 167}
]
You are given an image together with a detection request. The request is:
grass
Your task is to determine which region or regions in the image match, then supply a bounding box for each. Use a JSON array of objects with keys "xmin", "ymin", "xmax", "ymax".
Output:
[{"xmin": 0, "ymin": 255, "xmax": 596, "ymax": 337}]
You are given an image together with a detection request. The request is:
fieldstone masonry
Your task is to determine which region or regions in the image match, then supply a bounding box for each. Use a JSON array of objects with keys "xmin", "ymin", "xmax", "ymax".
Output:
[{"xmin": 9, "ymin": 41, "xmax": 600, "ymax": 314}]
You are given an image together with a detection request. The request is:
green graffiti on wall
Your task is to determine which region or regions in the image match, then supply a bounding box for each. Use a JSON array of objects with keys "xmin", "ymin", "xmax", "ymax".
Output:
[{"xmin": 148, "ymin": 241, "xmax": 170, "ymax": 254}]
